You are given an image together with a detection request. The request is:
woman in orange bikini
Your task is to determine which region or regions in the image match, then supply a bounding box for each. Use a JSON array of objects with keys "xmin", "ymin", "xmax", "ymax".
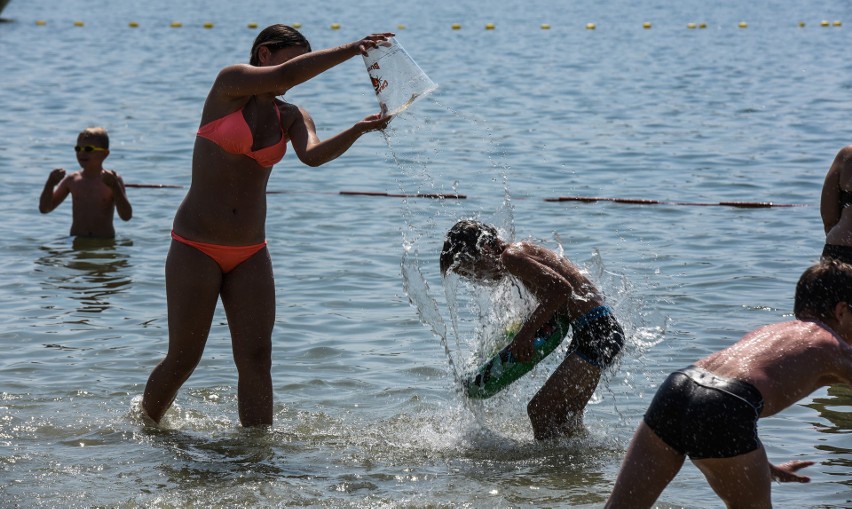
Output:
[{"xmin": 142, "ymin": 25, "xmax": 393, "ymax": 427}]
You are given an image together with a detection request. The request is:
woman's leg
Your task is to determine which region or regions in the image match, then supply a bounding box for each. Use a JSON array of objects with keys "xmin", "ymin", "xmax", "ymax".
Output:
[
  {"xmin": 142, "ymin": 240, "xmax": 222, "ymax": 423},
  {"xmin": 221, "ymin": 247, "xmax": 275, "ymax": 427}
]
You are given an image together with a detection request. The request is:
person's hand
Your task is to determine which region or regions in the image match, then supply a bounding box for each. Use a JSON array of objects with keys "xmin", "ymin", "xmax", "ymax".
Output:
[
  {"xmin": 770, "ymin": 460, "xmax": 814, "ymax": 483},
  {"xmin": 355, "ymin": 33, "xmax": 395, "ymax": 56},
  {"xmin": 508, "ymin": 338, "xmax": 534, "ymax": 363},
  {"xmin": 357, "ymin": 112, "xmax": 393, "ymax": 133},
  {"xmin": 47, "ymin": 168, "xmax": 65, "ymax": 186},
  {"xmin": 101, "ymin": 169, "xmax": 121, "ymax": 189}
]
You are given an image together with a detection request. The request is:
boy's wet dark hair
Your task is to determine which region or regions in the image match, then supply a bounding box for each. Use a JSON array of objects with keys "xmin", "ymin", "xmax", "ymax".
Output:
[
  {"xmin": 794, "ymin": 259, "xmax": 852, "ymax": 320},
  {"xmin": 250, "ymin": 24, "xmax": 312, "ymax": 66},
  {"xmin": 440, "ymin": 220, "xmax": 502, "ymax": 275}
]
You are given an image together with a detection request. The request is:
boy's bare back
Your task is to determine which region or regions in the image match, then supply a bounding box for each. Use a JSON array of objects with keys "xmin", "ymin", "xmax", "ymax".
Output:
[{"xmin": 697, "ymin": 320, "xmax": 852, "ymax": 417}]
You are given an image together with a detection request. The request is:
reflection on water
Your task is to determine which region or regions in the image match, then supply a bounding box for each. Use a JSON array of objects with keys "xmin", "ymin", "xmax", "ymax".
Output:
[
  {"xmin": 34, "ymin": 237, "xmax": 133, "ymax": 314},
  {"xmin": 804, "ymin": 385, "xmax": 851, "ymax": 488}
]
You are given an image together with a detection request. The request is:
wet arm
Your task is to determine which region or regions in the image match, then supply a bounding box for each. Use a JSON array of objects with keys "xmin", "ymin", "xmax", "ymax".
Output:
[
  {"xmin": 215, "ymin": 34, "xmax": 394, "ymax": 99},
  {"xmin": 288, "ymin": 107, "xmax": 389, "ymax": 167},
  {"xmin": 821, "ymin": 154, "xmax": 842, "ymax": 234},
  {"xmin": 502, "ymin": 250, "xmax": 573, "ymax": 362}
]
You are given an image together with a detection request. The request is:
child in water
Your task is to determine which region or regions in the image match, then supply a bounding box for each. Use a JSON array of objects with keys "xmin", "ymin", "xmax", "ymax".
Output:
[
  {"xmin": 440, "ymin": 219, "xmax": 624, "ymax": 440},
  {"xmin": 39, "ymin": 127, "xmax": 132, "ymax": 238},
  {"xmin": 606, "ymin": 259, "xmax": 852, "ymax": 508}
]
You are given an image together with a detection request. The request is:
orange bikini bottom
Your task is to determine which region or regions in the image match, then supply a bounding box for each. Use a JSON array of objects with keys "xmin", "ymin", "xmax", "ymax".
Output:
[{"xmin": 171, "ymin": 231, "xmax": 267, "ymax": 273}]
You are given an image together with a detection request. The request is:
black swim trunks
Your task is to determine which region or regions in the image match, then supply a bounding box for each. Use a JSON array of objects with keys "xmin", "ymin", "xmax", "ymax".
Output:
[
  {"xmin": 822, "ymin": 243, "xmax": 852, "ymax": 265},
  {"xmin": 567, "ymin": 305, "xmax": 624, "ymax": 368},
  {"xmin": 643, "ymin": 365, "xmax": 764, "ymax": 459}
]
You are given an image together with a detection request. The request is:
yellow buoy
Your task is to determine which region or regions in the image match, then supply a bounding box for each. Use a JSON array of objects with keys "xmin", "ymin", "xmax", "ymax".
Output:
[
  {"xmin": 821, "ymin": 20, "xmax": 830, "ymax": 27},
  {"xmin": 247, "ymin": 22, "xmax": 258, "ymax": 29},
  {"xmin": 798, "ymin": 21, "xmax": 806, "ymax": 28},
  {"xmin": 540, "ymin": 23, "xmax": 551, "ymax": 30},
  {"xmin": 203, "ymin": 22, "xmax": 214, "ymax": 29},
  {"xmin": 129, "ymin": 21, "xmax": 139, "ymax": 28},
  {"xmin": 687, "ymin": 22, "xmax": 697, "ymax": 29},
  {"xmin": 330, "ymin": 23, "xmax": 341, "ymax": 30},
  {"xmin": 642, "ymin": 22, "xmax": 652, "ymax": 29},
  {"xmin": 833, "ymin": 20, "xmax": 842, "ymax": 27},
  {"xmin": 451, "ymin": 23, "xmax": 461, "ymax": 30},
  {"xmin": 35, "ymin": 20, "xmax": 46, "ymax": 26},
  {"xmin": 699, "ymin": 22, "xmax": 707, "ymax": 29},
  {"xmin": 292, "ymin": 22, "xmax": 302, "ymax": 29},
  {"xmin": 738, "ymin": 21, "xmax": 748, "ymax": 28},
  {"xmin": 585, "ymin": 22, "xmax": 596, "ymax": 30},
  {"xmin": 73, "ymin": 20, "xmax": 84, "ymax": 27},
  {"xmin": 485, "ymin": 23, "xmax": 495, "ymax": 30},
  {"xmin": 170, "ymin": 22, "xmax": 182, "ymax": 28},
  {"xmin": 397, "ymin": 24, "xmax": 406, "ymax": 30}
]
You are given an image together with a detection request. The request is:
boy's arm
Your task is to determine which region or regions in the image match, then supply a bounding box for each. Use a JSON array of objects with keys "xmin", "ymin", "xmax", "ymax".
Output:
[
  {"xmin": 39, "ymin": 168, "xmax": 69, "ymax": 213},
  {"xmin": 103, "ymin": 170, "xmax": 132, "ymax": 221},
  {"xmin": 287, "ymin": 107, "xmax": 390, "ymax": 167},
  {"xmin": 501, "ymin": 248, "xmax": 575, "ymax": 362}
]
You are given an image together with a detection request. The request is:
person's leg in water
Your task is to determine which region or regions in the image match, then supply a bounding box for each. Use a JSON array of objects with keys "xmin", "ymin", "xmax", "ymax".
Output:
[
  {"xmin": 142, "ymin": 239, "xmax": 222, "ymax": 423},
  {"xmin": 221, "ymin": 246, "xmax": 275, "ymax": 426},
  {"xmin": 527, "ymin": 353, "xmax": 601, "ymax": 440},
  {"xmin": 692, "ymin": 446, "xmax": 773, "ymax": 508},
  {"xmin": 605, "ymin": 421, "xmax": 687, "ymax": 508}
]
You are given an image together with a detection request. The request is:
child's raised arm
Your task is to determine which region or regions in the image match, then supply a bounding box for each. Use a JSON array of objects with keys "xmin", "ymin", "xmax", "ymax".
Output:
[{"xmin": 39, "ymin": 168, "xmax": 68, "ymax": 214}]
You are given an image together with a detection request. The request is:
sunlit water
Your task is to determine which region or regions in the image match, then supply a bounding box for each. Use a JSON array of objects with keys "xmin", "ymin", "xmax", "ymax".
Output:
[{"xmin": 1, "ymin": 0, "xmax": 850, "ymax": 507}]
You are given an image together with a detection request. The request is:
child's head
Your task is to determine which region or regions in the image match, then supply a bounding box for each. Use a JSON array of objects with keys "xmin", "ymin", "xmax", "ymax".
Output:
[
  {"xmin": 794, "ymin": 259, "xmax": 852, "ymax": 322},
  {"xmin": 75, "ymin": 127, "xmax": 110, "ymax": 169},
  {"xmin": 77, "ymin": 127, "xmax": 109, "ymax": 150},
  {"xmin": 440, "ymin": 220, "xmax": 504, "ymax": 281}
]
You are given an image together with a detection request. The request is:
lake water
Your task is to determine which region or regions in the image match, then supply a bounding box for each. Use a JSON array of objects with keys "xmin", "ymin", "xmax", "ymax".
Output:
[{"xmin": 0, "ymin": 0, "xmax": 849, "ymax": 507}]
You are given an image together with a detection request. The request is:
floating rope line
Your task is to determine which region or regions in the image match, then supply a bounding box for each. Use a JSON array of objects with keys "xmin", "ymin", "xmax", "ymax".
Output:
[
  {"xmin": 124, "ymin": 185, "xmax": 466, "ymax": 199},
  {"xmin": 340, "ymin": 190, "xmax": 466, "ymax": 199},
  {"xmin": 124, "ymin": 185, "xmax": 807, "ymax": 207},
  {"xmin": 544, "ymin": 196, "xmax": 808, "ymax": 208}
]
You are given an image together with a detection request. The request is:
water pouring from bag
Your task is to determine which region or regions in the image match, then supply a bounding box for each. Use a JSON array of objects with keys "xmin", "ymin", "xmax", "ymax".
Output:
[{"xmin": 363, "ymin": 37, "xmax": 437, "ymax": 117}]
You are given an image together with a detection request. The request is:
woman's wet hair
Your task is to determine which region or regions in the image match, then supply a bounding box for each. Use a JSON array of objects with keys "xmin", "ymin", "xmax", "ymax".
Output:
[
  {"xmin": 794, "ymin": 259, "xmax": 852, "ymax": 320},
  {"xmin": 440, "ymin": 220, "xmax": 501, "ymax": 275},
  {"xmin": 250, "ymin": 24, "xmax": 311, "ymax": 66}
]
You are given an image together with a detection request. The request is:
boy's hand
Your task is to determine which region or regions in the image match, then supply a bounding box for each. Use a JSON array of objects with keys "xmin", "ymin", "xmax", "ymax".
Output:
[
  {"xmin": 47, "ymin": 168, "xmax": 65, "ymax": 186},
  {"xmin": 508, "ymin": 338, "xmax": 535, "ymax": 363},
  {"xmin": 101, "ymin": 170, "xmax": 121, "ymax": 189},
  {"xmin": 770, "ymin": 460, "xmax": 814, "ymax": 483}
]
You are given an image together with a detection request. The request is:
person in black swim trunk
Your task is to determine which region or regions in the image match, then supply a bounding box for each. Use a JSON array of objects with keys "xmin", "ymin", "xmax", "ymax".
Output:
[{"xmin": 606, "ymin": 260, "xmax": 852, "ymax": 509}]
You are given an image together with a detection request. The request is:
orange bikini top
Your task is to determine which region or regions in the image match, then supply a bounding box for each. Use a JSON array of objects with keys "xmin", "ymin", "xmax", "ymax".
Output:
[{"xmin": 197, "ymin": 104, "xmax": 287, "ymax": 168}]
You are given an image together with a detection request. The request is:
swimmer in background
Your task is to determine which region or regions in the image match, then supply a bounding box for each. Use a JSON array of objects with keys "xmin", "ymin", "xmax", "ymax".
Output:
[
  {"xmin": 439, "ymin": 219, "xmax": 624, "ymax": 440},
  {"xmin": 38, "ymin": 127, "xmax": 132, "ymax": 238},
  {"xmin": 605, "ymin": 260, "xmax": 852, "ymax": 509},
  {"xmin": 821, "ymin": 145, "xmax": 852, "ymax": 263},
  {"xmin": 142, "ymin": 25, "xmax": 393, "ymax": 427}
]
